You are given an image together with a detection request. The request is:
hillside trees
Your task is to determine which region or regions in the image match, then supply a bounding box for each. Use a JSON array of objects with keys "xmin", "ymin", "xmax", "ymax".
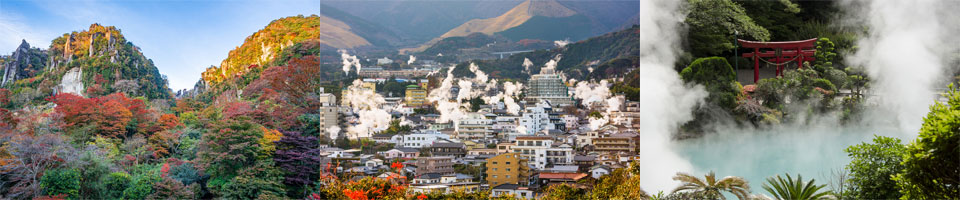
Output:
[
  {"xmin": 195, "ymin": 116, "xmax": 266, "ymax": 196},
  {"xmin": 686, "ymin": 0, "xmax": 771, "ymax": 57},
  {"xmin": 273, "ymin": 131, "xmax": 324, "ymax": 198}
]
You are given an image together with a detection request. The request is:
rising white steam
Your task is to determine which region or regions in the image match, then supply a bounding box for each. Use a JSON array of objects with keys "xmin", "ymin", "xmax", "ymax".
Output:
[
  {"xmin": 572, "ymin": 80, "xmax": 625, "ymax": 130},
  {"xmin": 543, "ymin": 54, "xmax": 562, "ymax": 71},
  {"xmin": 408, "ymin": 55, "xmax": 417, "ymax": 65},
  {"xmin": 554, "ymin": 39, "xmax": 571, "ymax": 47},
  {"xmin": 326, "ymin": 126, "xmax": 341, "ymax": 140},
  {"xmin": 428, "ymin": 63, "xmax": 504, "ymax": 130},
  {"xmin": 843, "ymin": 0, "xmax": 960, "ymax": 132},
  {"xmin": 429, "ymin": 66, "xmax": 469, "ymax": 130},
  {"xmin": 484, "ymin": 81, "xmax": 525, "ymax": 115},
  {"xmin": 636, "ymin": 0, "xmax": 708, "ymax": 193},
  {"xmin": 523, "ymin": 57, "xmax": 534, "ymax": 72},
  {"xmin": 574, "ymin": 80, "xmax": 612, "ymax": 109},
  {"xmin": 342, "ymin": 80, "xmax": 391, "ymax": 138},
  {"xmin": 339, "ymin": 49, "xmax": 362, "ymax": 74}
]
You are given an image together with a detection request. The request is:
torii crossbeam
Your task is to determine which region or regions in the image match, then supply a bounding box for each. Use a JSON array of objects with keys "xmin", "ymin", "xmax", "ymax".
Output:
[{"xmin": 739, "ymin": 38, "xmax": 817, "ymax": 83}]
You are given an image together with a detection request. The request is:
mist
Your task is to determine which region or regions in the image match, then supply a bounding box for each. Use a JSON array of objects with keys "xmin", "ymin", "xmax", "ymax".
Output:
[
  {"xmin": 636, "ymin": 0, "xmax": 708, "ymax": 193},
  {"xmin": 670, "ymin": 0, "xmax": 960, "ymax": 197},
  {"xmin": 843, "ymin": 0, "xmax": 960, "ymax": 132}
]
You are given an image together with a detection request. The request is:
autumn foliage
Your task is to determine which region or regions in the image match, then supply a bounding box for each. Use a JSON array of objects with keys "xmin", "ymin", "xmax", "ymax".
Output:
[{"xmin": 50, "ymin": 93, "xmax": 151, "ymax": 138}]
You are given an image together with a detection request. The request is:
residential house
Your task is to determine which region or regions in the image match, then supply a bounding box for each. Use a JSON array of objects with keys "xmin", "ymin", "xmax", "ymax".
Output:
[
  {"xmin": 416, "ymin": 156, "xmax": 455, "ymax": 176},
  {"xmin": 429, "ymin": 142, "xmax": 466, "ymax": 158},
  {"xmin": 491, "ymin": 184, "xmax": 535, "ymax": 200}
]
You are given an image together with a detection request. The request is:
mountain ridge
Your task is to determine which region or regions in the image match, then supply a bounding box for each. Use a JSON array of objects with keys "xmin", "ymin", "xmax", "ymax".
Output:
[{"xmin": 401, "ymin": 0, "xmax": 576, "ymax": 54}]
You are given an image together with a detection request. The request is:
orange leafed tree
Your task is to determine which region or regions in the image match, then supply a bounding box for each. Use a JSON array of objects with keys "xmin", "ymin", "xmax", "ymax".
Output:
[
  {"xmin": 98, "ymin": 99, "xmax": 133, "ymax": 137},
  {"xmin": 50, "ymin": 93, "xmax": 155, "ymax": 138}
]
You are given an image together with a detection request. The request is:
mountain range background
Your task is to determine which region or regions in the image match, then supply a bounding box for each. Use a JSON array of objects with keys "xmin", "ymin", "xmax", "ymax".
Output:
[{"xmin": 319, "ymin": 0, "xmax": 640, "ymax": 50}]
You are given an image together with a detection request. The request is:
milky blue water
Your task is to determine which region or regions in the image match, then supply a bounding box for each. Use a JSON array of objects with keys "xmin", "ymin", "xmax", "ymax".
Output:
[{"xmin": 674, "ymin": 125, "xmax": 910, "ymax": 197}]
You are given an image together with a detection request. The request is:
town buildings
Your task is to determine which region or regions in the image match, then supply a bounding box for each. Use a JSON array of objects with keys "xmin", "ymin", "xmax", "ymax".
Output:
[
  {"xmin": 486, "ymin": 153, "xmax": 531, "ymax": 187},
  {"xmin": 416, "ymin": 156, "xmax": 455, "ymax": 176},
  {"xmin": 524, "ymin": 68, "xmax": 574, "ymax": 106}
]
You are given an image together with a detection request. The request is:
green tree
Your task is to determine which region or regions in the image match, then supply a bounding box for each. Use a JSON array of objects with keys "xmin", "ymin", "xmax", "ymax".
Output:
[
  {"xmin": 671, "ymin": 171, "xmax": 750, "ymax": 200},
  {"xmin": 813, "ymin": 38, "xmax": 837, "ymax": 72},
  {"xmin": 197, "ymin": 117, "xmax": 264, "ymax": 182},
  {"xmin": 844, "ymin": 135, "xmax": 905, "ymax": 199},
  {"xmin": 39, "ymin": 168, "xmax": 82, "ymax": 198},
  {"xmin": 382, "ymin": 119, "xmax": 412, "ymax": 135},
  {"xmin": 686, "ymin": 0, "xmax": 770, "ymax": 57},
  {"xmin": 122, "ymin": 171, "xmax": 160, "ymax": 199},
  {"xmin": 539, "ymin": 183, "xmax": 586, "ymax": 200},
  {"xmin": 892, "ymin": 84, "xmax": 960, "ymax": 199},
  {"xmin": 103, "ymin": 172, "xmax": 131, "ymax": 199},
  {"xmin": 762, "ymin": 173, "xmax": 830, "ymax": 200},
  {"xmin": 680, "ymin": 57, "xmax": 740, "ymax": 106},
  {"xmin": 218, "ymin": 161, "xmax": 287, "ymax": 199},
  {"xmin": 590, "ymin": 162, "xmax": 648, "ymax": 200}
]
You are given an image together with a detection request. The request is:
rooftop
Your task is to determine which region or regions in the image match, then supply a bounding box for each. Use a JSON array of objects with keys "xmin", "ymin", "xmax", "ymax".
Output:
[
  {"xmin": 431, "ymin": 142, "xmax": 465, "ymax": 148},
  {"xmin": 516, "ymin": 136, "xmax": 553, "ymax": 140},
  {"xmin": 539, "ymin": 172, "xmax": 588, "ymax": 180}
]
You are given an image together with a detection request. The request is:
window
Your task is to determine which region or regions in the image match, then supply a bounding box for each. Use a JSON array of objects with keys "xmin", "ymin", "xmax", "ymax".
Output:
[
  {"xmin": 506, "ymin": 175, "xmax": 511, "ymax": 178},
  {"xmin": 506, "ymin": 162, "xmax": 511, "ymax": 165},
  {"xmin": 493, "ymin": 162, "xmax": 498, "ymax": 165},
  {"xmin": 506, "ymin": 168, "xmax": 511, "ymax": 172},
  {"xmin": 493, "ymin": 175, "xmax": 498, "ymax": 178},
  {"xmin": 494, "ymin": 168, "xmax": 498, "ymax": 171}
]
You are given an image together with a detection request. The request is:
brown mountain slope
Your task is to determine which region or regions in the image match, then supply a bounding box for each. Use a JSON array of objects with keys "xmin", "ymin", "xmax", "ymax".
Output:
[
  {"xmin": 318, "ymin": 15, "xmax": 372, "ymax": 49},
  {"xmin": 401, "ymin": 0, "xmax": 575, "ymax": 53}
]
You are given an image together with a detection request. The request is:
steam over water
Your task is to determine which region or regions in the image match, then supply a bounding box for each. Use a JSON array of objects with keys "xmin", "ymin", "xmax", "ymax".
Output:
[
  {"xmin": 676, "ymin": 125, "xmax": 907, "ymax": 196},
  {"xmin": 644, "ymin": 0, "xmax": 959, "ymax": 195}
]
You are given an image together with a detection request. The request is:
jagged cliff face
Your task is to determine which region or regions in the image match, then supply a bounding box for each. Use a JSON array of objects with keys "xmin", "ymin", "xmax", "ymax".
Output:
[
  {"xmin": 0, "ymin": 40, "xmax": 48, "ymax": 87},
  {"xmin": 2, "ymin": 23, "xmax": 171, "ymax": 104},
  {"xmin": 59, "ymin": 67, "xmax": 84, "ymax": 95}
]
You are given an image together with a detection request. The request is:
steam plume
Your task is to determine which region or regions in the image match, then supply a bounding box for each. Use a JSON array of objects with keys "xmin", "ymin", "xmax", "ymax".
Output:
[
  {"xmin": 338, "ymin": 49, "xmax": 361, "ymax": 74},
  {"xmin": 843, "ymin": 0, "xmax": 960, "ymax": 132},
  {"xmin": 636, "ymin": 0, "xmax": 708, "ymax": 193},
  {"xmin": 342, "ymin": 80, "xmax": 391, "ymax": 138},
  {"xmin": 408, "ymin": 55, "xmax": 416, "ymax": 65},
  {"xmin": 523, "ymin": 57, "xmax": 534, "ymax": 72},
  {"xmin": 554, "ymin": 39, "xmax": 571, "ymax": 47}
]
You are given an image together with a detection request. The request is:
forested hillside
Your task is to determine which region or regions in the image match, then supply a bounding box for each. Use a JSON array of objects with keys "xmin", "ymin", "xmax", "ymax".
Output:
[{"xmin": 451, "ymin": 25, "xmax": 639, "ymax": 81}]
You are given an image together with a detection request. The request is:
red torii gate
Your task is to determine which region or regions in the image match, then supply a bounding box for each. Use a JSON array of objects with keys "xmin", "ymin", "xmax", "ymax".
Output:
[{"xmin": 739, "ymin": 38, "xmax": 817, "ymax": 83}]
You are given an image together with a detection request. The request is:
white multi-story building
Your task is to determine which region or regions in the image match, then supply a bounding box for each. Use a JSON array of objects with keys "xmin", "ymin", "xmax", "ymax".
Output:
[
  {"xmin": 512, "ymin": 136, "xmax": 571, "ymax": 169},
  {"xmin": 524, "ymin": 68, "xmax": 574, "ymax": 106},
  {"xmin": 562, "ymin": 115, "xmax": 579, "ymax": 130},
  {"xmin": 457, "ymin": 113, "xmax": 494, "ymax": 140},
  {"xmin": 377, "ymin": 57, "xmax": 393, "ymax": 65},
  {"xmin": 519, "ymin": 102, "xmax": 553, "ymax": 135},
  {"xmin": 494, "ymin": 116, "xmax": 521, "ymax": 140},
  {"xmin": 316, "ymin": 93, "xmax": 339, "ymax": 139},
  {"xmin": 400, "ymin": 130, "xmax": 451, "ymax": 148}
]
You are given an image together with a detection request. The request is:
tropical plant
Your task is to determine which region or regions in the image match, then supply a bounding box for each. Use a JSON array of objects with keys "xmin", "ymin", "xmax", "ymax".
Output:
[
  {"xmin": 671, "ymin": 171, "xmax": 750, "ymax": 200},
  {"xmin": 762, "ymin": 173, "xmax": 830, "ymax": 200}
]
